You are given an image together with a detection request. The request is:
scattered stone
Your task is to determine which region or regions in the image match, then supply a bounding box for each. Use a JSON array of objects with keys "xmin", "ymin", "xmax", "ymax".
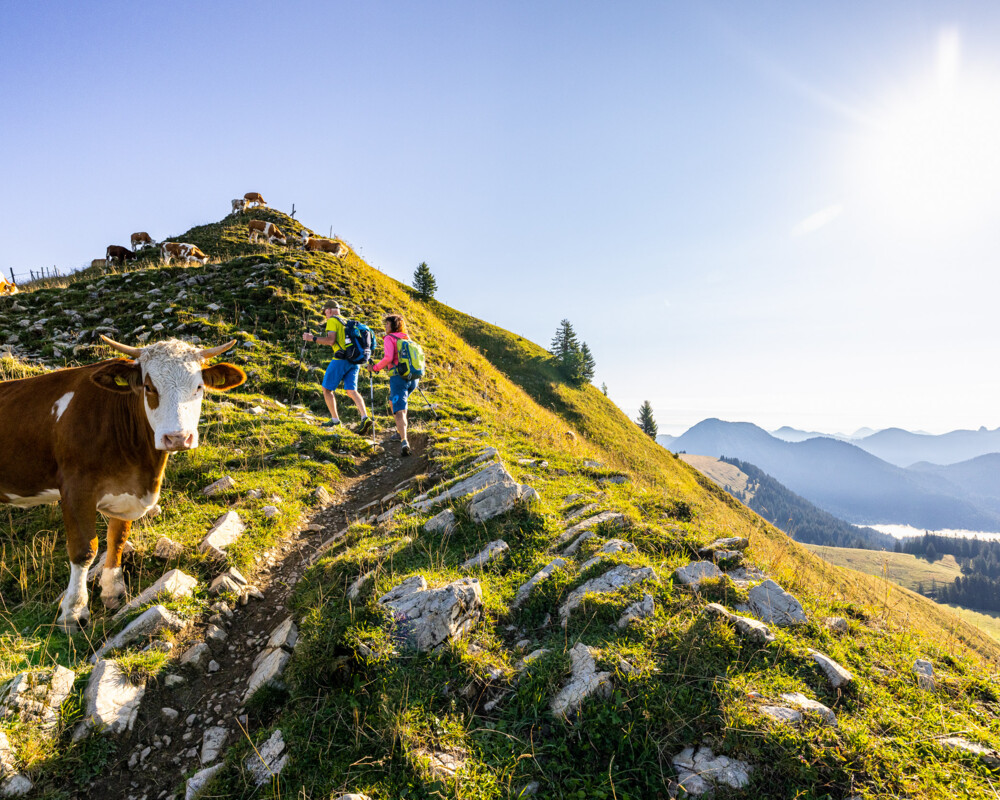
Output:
[
  {"xmin": 424, "ymin": 509, "xmax": 458, "ymax": 536},
  {"xmin": 267, "ymin": 617, "xmax": 299, "ymax": 651},
  {"xmin": 165, "ymin": 675, "xmax": 185, "ymax": 689},
  {"xmin": 185, "ymin": 763, "xmax": 224, "ymax": 800},
  {"xmin": 200, "ymin": 726, "xmax": 228, "ymax": 764},
  {"xmin": 780, "ymin": 692, "xmax": 837, "ymax": 726},
  {"xmin": 511, "ymin": 559, "xmax": 567, "ymax": 609},
  {"xmin": 0, "ymin": 665, "xmax": 75, "ymax": 730},
  {"xmin": 617, "ymin": 593, "xmax": 655, "ymax": 628},
  {"xmin": 824, "ymin": 616, "xmax": 849, "ymax": 634},
  {"xmin": 759, "ymin": 705, "xmax": 803, "ymax": 725},
  {"xmin": 672, "ymin": 745, "xmax": 753, "ymax": 796},
  {"xmin": 702, "ymin": 603, "xmax": 775, "ymax": 644},
  {"xmin": 245, "ymin": 729, "xmax": 290, "ymax": 786},
  {"xmin": 598, "ymin": 475, "xmax": 629, "ymax": 486},
  {"xmin": 556, "ymin": 511, "xmax": 628, "ymax": 552},
  {"xmin": 673, "ymin": 561, "xmax": 723, "ymax": 587},
  {"xmin": 939, "ymin": 736, "xmax": 1000, "ymax": 769},
  {"xmin": 468, "ymin": 480, "xmax": 539, "ymax": 524},
  {"xmin": 180, "ymin": 643, "xmax": 211, "ymax": 670},
  {"xmin": 747, "ymin": 579, "xmax": 808, "ymax": 626},
  {"xmin": 347, "ymin": 572, "xmax": 373, "ymax": 601},
  {"xmin": 412, "ymin": 462, "xmax": 516, "ymax": 512},
  {"xmin": 913, "ymin": 659, "xmax": 937, "ymax": 691},
  {"xmin": 379, "ymin": 576, "xmax": 483, "ymax": 651},
  {"xmin": 698, "ymin": 537, "xmax": 749, "ymax": 557},
  {"xmin": 199, "ymin": 511, "xmax": 246, "ymax": 560},
  {"xmin": 244, "ymin": 649, "xmax": 291, "ymax": 702},
  {"xmin": 460, "ymin": 540, "xmax": 509, "ymax": 570},
  {"xmin": 161, "ymin": 707, "xmax": 180, "ymax": 722},
  {"xmin": 262, "ymin": 505, "xmax": 280, "ymax": 519},
  {"xmin": 113, "ymin": 569, "xmax": 198, "ymax": 620},
  {"xmin": 0, "ymin": 731, "xmax": 32, "ymax": 797},
  {"xmin": 204, "ymin": 624, "xmax": 229, "ymax": 654},
  {"xmin": 202, "ymin": 476, "xmax": 235, "ymax": 496},
  {"xmin": 550, "ymin": 643, "xmax": 612, "ymax": 718},
  {"xmin": 73, "ymin": 659, "xmax": 146, "ymax": 741},
  {"xmin": 314, "ymin": 486, "xmax": 334, "ymax": 506},
  {"xmin": 808, "ymin": 649, "xmax": 854, "ymax": 689},
  {"xmin": 90, "ymin": 604, "xmax": 187, "ymax": 662},
  {"xmin": 565, "ymin": 503, "xmax": 600, "ymax": 522},
  {"xmin": 560, "ymin": 565, "xmax": 657, "ymax": 623},
  {"xmin": 580, "ymin": 538, "xmax": 637, "ymax": 571},
  {"xmin": 517, "ymin": 648, "xmax": 551, "ymax": 671},
  {"xmin": 471, "ymin": 447, "xmax": 499, "ymax": 465},
  {"xmin": 153, "ymin": 536, "xmax": 184, "ymax": 560}
]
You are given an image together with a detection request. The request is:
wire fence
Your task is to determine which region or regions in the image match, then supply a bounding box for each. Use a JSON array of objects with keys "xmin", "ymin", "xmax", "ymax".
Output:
[{"xmin": 6, "ymin": 266, "xmax": 66, "ymax": 285}]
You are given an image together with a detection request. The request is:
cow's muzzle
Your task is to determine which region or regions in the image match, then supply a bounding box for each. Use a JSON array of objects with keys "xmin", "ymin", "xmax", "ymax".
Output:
[{"xmin": 160, "ymin": 431, "xmax": 197, "ymax": 451}]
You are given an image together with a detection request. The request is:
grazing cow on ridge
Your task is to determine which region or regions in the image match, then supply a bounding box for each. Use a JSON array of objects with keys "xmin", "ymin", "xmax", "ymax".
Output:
[
  {"xmin": 300, "ymin": 236, "xmax": 347, "ymax": 256},
  {"xmin": 0, "ymin": 278, "xmax": 17, "ymax": 296},
  {"xmin": 130, "ymin": 232, "xmax": 154, "ymax": 250},
  {"xmin": 0, "ymin": 336, "xmax": 246, "ymax": 632},
  {"xmin": 231, "ymin": 198, "xmax": 248, "ymax": 214},
  {"xmin": 248, "ymin": 220, "xmax": 287, "ymax": 245},
  {"xmin": 106, "ymin": 245, "xmax": 138, "ymax": 267},
  {"xmin": 243, "ymin": 192, "xmax": 266, "ymax": 207},
  {"xmin": 161, "ymin": 242, "xmax": 209, "ymax": 265}
]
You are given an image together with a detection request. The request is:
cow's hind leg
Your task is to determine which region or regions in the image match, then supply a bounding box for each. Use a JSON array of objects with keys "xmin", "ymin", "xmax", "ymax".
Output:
[
  {"xmin": 59, "ymin": 493, "xmax": 98, "ymax": 633},
  {"xmin": 100, "ymin": 517, "xmax": 131, "ymax": 609}
]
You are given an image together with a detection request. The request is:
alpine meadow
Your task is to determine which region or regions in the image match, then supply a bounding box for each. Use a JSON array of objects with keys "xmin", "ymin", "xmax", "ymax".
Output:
[{"xmin": 3, "ymin": 206, "xmax": 1000, "ymax": 800}]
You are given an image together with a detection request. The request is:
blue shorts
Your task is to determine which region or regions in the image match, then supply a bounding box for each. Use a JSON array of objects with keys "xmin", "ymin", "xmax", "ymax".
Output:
[
  {"xmin": 389, "ymin": 375, "xmax": 419, "ymax": 413},
  {"xmin": 322, "ymin": 359, "xmax": 359, "ymax": 392}
]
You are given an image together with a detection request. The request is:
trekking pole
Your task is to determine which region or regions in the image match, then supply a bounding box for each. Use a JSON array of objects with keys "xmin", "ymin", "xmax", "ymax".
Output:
[
  {"xmin": 370, "ymin": 365, "xmax": 377, "ymax": 451},
  {"xmin": 288, "ymin": 340, "xmax": 309, "ymax": 406},
  {"xmin": 417, "ymin": 385, "xmax": 440, "ymax": 421}
]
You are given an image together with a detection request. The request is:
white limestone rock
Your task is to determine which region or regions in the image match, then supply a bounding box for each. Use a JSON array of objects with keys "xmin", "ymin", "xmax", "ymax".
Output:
[
  {"xmin": 780, "ymin": 692, "xmax": 837, "ymax": 726},
  {"xmin": 414, "ymin": 748, "xmax": 465, "ymax": 780},
  {"xmin": 412, "ymin": 463, "xmax": 516, "ymax": 513},
  {"xmin": 468, "ymin": 481, "xmax": 538, "ymax": 524},
  {"xmin": 90, "ymin": 604, "xmax": 187, "ymax": 663},
  {"xmin": 185, "ymin": 763, "xmax": 225, "ymax": 800},
  {"xmin": 0, "ymin": 665, "xmax": 75, "ymax": 730},
  {"xmin": 673, "ymin": 561, "xmax": 724, "ymax": 587},
  {"xmin": 0, "ymin": 731, "xmax": 32, "ymax": 797},
  {"xmin": 550, "ymin": 643, "xmax": 612, "ymax": 718},
  {"xmin": 244, "ymin": 649, "xmax": 292, "ymax": 702},
  {"xmin": 939, "ymin": 736, "xmax": 1000, "ymax": 769},
  {"xmin": 379, "ymin": 576, "xmax": 483, "ymax": 652},
  {"xmin": 913, "ymin": 659, "xmax": 937, "ymax": 691},
  {"xmin": 73, "ymin": 659, "xmax": 145, "ymax": 740},
  {"xmin": 560, "ymin": 565, "xmax": 657, "ymax": 623},
  {"xmin": 202, "ymin": 475, "xmax": 235, "ymax": 496},
  {"xmin": 580, "ymin": 538, "xmax": 638, "ymax": 571},
  {"xmin": 824, "ymin": 616, "xmax": 849, "ymax": 634},
  {"xmin": 245, "ymin": 729, "xmax": 290, "ymax": 786},
  {"xmin": 556, "ymin": 511, "xmax": 628, "ymax": 552},
  {"xmin": 672, "ymin": 745, "xmax": 753, "ymax": 796},
  {"xmin": 424, "ymin": 509, "xmax": 458, "ymax": 536},
  {"xmin": 347, "ymin": 572, "xmax": 373, "ymax": 601},
  {"xmin": 200, "ymin": 726, "xmax": 228, "ymax": 764},
  {"xmin": 759, "ymin": 705, "xmax": 802, "ymax": 725},
  {"xmin": 702, "ymin": 603, "xmax": 775, "ymax": 644},
  {"xmin": 113, "ymin": 569, "xmax": 197, "ymax": 620},
  {"xmin": 808, "ymin": 649, "xmax": 854, "ymax": 689},
  {"xmin": 153, "ymin": 535, "xmax": 184, "ymax": 560},
  {"xmin": 199, "ymin": 511, "xmax": 246, "ymax": 560},
  {"xmin": 617, "ymin": 592, "xmax": 655, "ymax": 629},
  {"xmin": 461, "ymin": 540, "xmax": 509, "ymax": 570},
  {"xmin": 267, "ymin": 617, "xmax": 299, "ymax": 651},
  {"xmin": 698, "ymin": 537, "xmax": 749, "ymax": 556},
  {"xmin": 747, "ymin": 579, "xmax": 808, "ymax": 626},
  {"xmin": 180, "ymin": 643, "xmax": 211, "ymax": 670},
  {"xmin": 511, "ymin": 559, "xmax": 567, "ymax": 609}
]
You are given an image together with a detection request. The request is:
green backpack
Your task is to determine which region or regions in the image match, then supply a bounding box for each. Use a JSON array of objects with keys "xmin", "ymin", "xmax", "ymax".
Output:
[{"xmin": 394, "ymin": 337, "xmax": 425, "ymax": 379}]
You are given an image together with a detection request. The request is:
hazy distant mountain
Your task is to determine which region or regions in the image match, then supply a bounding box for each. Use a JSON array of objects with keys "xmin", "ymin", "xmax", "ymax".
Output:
[
  {"xmin": 669, "ymin": 418, "xmax": 1000, "ymax": 531},
  {"xmin": 656, "ymin": 434, "xmax": 676, "ymax": 450},
  {"xmin": 908, "ymin": 453, "xmax": 1000, "ymax": 517},
  {"xmin": 852, "ymin": 426, "xmax": 1000, "ymax": 468},
  {"xmin": 771, "ymin": 426, "xmax": 876, "ymax": 443}
]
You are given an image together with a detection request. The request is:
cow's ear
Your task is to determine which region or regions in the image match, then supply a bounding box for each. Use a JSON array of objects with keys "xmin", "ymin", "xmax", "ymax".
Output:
[
  {"xmin": 202, "ymin": 363, "xmax": 246, "ymax": 392},
  {"xmin": 91, "ymin": 359, "xmax": 142, "ymax": 393}
]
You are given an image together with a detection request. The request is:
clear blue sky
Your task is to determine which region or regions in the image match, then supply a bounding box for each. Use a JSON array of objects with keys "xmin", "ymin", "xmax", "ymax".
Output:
[{"xmin": 3, "ymin": 1, "xmax": 1000, "ymax": 436}]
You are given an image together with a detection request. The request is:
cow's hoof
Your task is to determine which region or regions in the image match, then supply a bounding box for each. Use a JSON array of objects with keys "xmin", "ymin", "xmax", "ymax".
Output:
[
  {"xmin": 58, "ymin": 612, "xmax": 89, "ymax": 634},
  {"xmin": 101, "ymin": 592, "xmax": 124, "ymax": 610}
]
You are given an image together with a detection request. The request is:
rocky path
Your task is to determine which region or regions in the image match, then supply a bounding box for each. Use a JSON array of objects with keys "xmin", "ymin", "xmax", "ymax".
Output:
[{"xmin": 86, "ymin": 431, "xmax": 430, "ymax": 800}]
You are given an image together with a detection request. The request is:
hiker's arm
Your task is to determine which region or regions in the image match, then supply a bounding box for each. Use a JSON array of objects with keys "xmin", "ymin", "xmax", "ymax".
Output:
[
  {"xmin": 371, "ymin": 335, "xmax": 396, "ymax": 372},
  {"xmin": 303, "ymin": 332, "xmax": 336, "ymax": 346}
]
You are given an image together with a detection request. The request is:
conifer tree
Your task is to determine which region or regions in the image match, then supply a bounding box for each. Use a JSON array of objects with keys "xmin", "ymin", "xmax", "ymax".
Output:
[
  {"xmin": 578, "ymin": 342, "xmax": 596, "ymax": 383},
  {"xmin": 549, "ymin": 319, "xmax": 596, "ymax": 385},
  {"xmin": 550, "ymin": 319, "xmax": 580, "ymax": 361},
  {"xmin": 412, "ymin": 261, "xmax": 438, "ymax": 299},
  {"xmin": 601, "ymin": 382, "xmax": 608, "ymax": 396},
  {"xmin": 637, "ymin": 401, "xmax": 657, "ymax": 438}
]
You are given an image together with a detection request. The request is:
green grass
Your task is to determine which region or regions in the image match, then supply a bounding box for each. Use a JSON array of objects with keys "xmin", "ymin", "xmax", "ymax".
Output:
[
  {"xmin": 805, "ymin": 544, "xmax": 964, "ymax": 594},
  {"xmin": 5, "ymin": 209, "xmax": 1000, "ymax": 798}
]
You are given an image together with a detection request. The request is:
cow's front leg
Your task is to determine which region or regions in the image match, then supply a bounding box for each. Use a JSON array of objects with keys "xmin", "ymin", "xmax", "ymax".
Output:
[
  {"xmin": 59, "ymin": 493, "xmax": 98, "ymax": 633},
  {"xmin": 100, "ymin": 517, "xmax": 131, "ymax": 609}
]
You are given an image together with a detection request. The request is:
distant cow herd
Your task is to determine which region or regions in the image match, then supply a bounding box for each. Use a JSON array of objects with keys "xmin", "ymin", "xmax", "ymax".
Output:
[{"xmin": 95, "ymin": 192, "xmax": 349, "ymax": 273}]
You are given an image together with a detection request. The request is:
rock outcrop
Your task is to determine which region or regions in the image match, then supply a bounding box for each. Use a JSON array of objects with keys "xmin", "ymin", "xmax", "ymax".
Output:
[
  {"xmin": 73, "ymin": 659, "xmax": 146, "ymax": 741},
  {"xmin": 671, "ymin": 745, "xmax": 752, "ymax": 796},
  {"xmin": 747, "ymin": 579, "xmax": 807, "ymax": 626},
  {"xmin": 560, "ymin": 565, "xmax": 657, "ymax": 623},
  {"xmin": 379, "ymin": 576, "xmax": 483, "ymax": 651},
  {"xmin": 550, "ymin": 643, "xmax": 611, "ymax": 718}
]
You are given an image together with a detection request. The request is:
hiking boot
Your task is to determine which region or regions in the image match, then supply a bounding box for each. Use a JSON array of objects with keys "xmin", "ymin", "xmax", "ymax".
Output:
[
  {"xmin": 322, "ymin": 418, "xmax": 341, "ymax": 428},
  {"xmin": 357, "ymin": 417, "xmax": 373, "ymax": 435},
  {"xmin": 389, "ymin": 432, "xmax": 401, "ymax": 442},
  {"xmin": 401, "ymin": 441, "xmax": 411, "ymax": 457}
]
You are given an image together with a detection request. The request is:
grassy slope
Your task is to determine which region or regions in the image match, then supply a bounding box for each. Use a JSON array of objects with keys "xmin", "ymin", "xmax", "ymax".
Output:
[
  {"xmin": 2, "ymin": 210, "xmax": 1000, "ymax": 798},
  {"xmin": 805, "ymin": 545, "xmax": 964, "ymax": 595}
]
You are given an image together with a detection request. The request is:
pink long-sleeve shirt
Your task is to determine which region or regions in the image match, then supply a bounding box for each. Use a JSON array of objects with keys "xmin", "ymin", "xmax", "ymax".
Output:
[{"xmin": 373, "ymin": 332, "xmax": 408, "ymax": 373}]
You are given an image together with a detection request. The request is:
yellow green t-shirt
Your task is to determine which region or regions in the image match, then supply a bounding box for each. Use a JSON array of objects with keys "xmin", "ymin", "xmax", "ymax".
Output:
[{"xmin": 325, "ymin": 316, "xmax": 348, "ymax": 355}]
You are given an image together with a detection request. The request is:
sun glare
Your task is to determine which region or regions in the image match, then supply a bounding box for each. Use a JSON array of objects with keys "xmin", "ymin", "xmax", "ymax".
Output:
[{"xmin": 850, "ymin": 29, "xmax": 1000, "ymax": 235}]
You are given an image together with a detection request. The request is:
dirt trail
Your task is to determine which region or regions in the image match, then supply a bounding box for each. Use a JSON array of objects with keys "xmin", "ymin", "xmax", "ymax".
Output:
[{"xmin": 88, "ymin": 431, "xmax": 430, "ymax": 800}]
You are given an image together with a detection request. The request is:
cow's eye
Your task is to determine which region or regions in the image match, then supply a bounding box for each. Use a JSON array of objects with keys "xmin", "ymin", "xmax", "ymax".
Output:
[{"xmin": 144, "ymin": 380, "xmax": 158, "ymax": 394}]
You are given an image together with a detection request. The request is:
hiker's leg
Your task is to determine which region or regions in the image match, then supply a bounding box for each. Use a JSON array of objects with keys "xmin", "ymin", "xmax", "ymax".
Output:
[
  {"xmin": 321, "ymin": 360, "xmax": 352, "ymax": 421},
  {"xmin": 346, "ymin": 389, "xmax": 367, "ymax": 418},
  {"xmin": 323, "ymin": 388, "xmax": 339, "ymax": 420},
  {"xmin": 343, "ymin": 366, "xmax": 367, "ymax": 418},
  {"xmin": 394, "ymin": 409, "xmax": 407, "ymax": 441}
]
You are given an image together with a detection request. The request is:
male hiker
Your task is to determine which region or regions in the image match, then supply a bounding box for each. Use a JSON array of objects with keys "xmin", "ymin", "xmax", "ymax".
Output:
[
  {"xmin": 302, "ymin": 302, "xmax": 373, "ymax": 433},
  {"xmin": 369, "ymin": 313, "xmax": 420, "ymax": 457}
]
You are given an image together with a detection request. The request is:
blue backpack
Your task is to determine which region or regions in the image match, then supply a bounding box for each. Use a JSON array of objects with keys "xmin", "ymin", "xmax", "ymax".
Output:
[{"xmin": 340, "ymin": 319, "xmax": 377, "ymax": 365}]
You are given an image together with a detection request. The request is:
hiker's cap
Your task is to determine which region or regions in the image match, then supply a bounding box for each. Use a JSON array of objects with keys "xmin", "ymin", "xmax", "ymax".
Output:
[{"xmin": 323, "ymin": 301, "xmax": 341, "ymax": 314}]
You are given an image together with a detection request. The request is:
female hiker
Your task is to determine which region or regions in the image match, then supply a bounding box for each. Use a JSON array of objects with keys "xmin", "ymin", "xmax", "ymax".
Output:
[{"xmin": 369, "ymin": 313, "xmax": 418, "ymax": 456}]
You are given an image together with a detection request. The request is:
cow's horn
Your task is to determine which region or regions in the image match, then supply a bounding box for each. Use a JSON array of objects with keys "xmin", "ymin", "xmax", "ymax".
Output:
[
  {"xmin": 100, "ymin": 335, "xmax": 142, "ymax": 357},
  {"xmin": 199, "ymin": 339, "xmax": 238, "ymax": 359}
]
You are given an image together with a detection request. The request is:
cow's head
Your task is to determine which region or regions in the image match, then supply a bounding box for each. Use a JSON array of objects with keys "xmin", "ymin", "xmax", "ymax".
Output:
[{"xmin": 93, "ymin": 337, "xmax": 246, "ymax": 451}]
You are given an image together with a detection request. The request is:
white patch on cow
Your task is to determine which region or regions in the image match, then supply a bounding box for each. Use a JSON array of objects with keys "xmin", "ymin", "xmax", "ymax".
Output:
[
  {"xmin": 97, "ymin": 489, "xmax": 159, "ymax": 520},
  {"xmin": 60, "ymin": 560, "xmax": 92, "ymax": 627},
  {"xmin": 100, "ymin": 566, "xmax": 126, "ymax": 607},
  {"xmin": 6, "ymin": 489, "xmax": 61, "ymax": 508},
  {"xmin": 52, "ymin": 391, "xmax": 74, "ymax": 421}
]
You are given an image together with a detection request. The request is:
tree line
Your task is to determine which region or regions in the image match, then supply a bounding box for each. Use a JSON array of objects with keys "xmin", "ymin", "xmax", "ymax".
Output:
[{"xmin": 899, "ymin": 533, "xmax": 1000, "ymax": 611}]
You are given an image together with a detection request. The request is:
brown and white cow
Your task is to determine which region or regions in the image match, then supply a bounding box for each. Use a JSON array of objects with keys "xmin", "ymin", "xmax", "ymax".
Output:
[
  {"xmin": 231, "ymin": 198, "xmax": 248, "ymax": 214},
  {"xmin": 244, "ymin": 192, "xmax": 266, "ymax": 207},
  {"xmin": 300, "ymin": 236, "xmax": 347, "ymax": 256},
  {"xmin": 0, "ymin": 337, "xmax": 246, "ymax": 632},
  {"xmin": 106, "ymin": 245, "xmax": 138, "ymax": 266},
  {"xmin": 161, "ymin": 242, "xmax": 209, "ymax": 264},
  {"xmin": 0, "ymin": 278, "xmax": 17, "ymax": 296},
  {"xmin": 131, "ymin": 232, "xmax": 154, "ymax": 250},
  {"xmin": 248, "ymin": 220, "xmax": 287, "ymax": 245}
]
